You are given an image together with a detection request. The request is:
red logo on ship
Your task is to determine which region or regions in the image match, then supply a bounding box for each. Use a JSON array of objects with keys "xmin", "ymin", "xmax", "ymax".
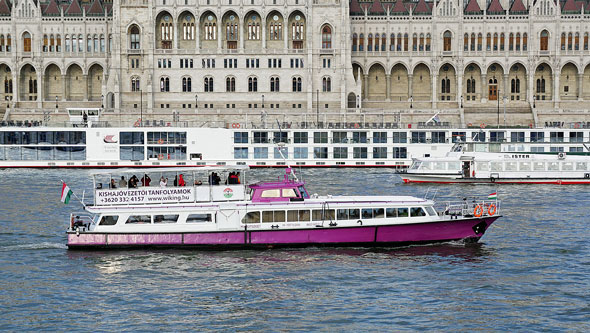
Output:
[{"xmin": 103, "ymin": 135, "xmax": 118, "ymax": 143}]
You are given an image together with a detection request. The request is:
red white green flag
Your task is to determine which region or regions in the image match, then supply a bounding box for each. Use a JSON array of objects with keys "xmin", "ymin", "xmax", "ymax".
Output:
[
  {"xmin": 488, "ymin": 192, "xmax": 497, "ymax": 200},
  {"xmin": 61, "ymin": 183, "xmax": 73, "ymax": 204}
]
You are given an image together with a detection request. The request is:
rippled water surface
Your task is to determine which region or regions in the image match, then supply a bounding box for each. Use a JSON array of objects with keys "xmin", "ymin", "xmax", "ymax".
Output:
[{"xmin": 0, "ymin": 168, "xmax": 589, "ymax": 331}]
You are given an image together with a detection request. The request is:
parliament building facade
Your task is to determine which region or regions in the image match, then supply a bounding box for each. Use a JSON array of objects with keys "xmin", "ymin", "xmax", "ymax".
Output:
[{"xmin": 1, "ymin": 0, "xmax": 589, "ymax": 125}]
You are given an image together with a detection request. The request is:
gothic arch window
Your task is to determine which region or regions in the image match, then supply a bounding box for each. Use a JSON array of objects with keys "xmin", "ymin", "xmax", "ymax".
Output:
[
  {"xmin": 292, "ymin": 77, "xmax": 302, "ymax": 92},
  {"xmin": 390, "ymin": 33, "xmax": 395, "ymax": 51},
  {"xmin": 374, "ymin": 33, "xmax": 380, "ymax": 52},
  {"xmin": 486, "ymin": 33, "xmax": 491, "ymax": 51},
  {"xmin": 130, "ymin": 25, "xmax": 140, "ymax": 49},
  {"xmin": 567, "ymin": 32, "xmax": 573, "ymax": 50},
  {"xmin": 205, "ymin": 21, "xmax": 217, "ymax": 40},
  {"xmin": 381, "ymin": 34, "xmax": 386, "ymax": 51},
  {"xmin": 352, "ymin": 33, "xmax": 357, "ymax": 51},
  {"xmin": 426, "ymin": 33, "xmax": 431, "ymax": 51},
  {"xmin": 248, "ymin": 76, "xmax": 258, "ymax": 92},
  {"xmin": 358, "ymin": 33, "xmax": 364, "ymax": 51},
  {"xmin": 322, "ymin": 77, "xmax": 331, "ymax": 92},
  {"xmin": 523, "ymin": 33, "xmax": 528, "ymax": 51},
  {"xmin": 467, "ymin": 79, "xmax": 472, "ymax": 93},
  {"xmin": 493, "ymin": 33, "xmax": 498, "ymax": 51},
  {"xmin": 226, "ymin": 76, "xmax": 235, "ymax": 92},
  {"xmin": 93, "ymin": 34, "xmax": 99, "ymax": 53},
  {"xmin": 43, "ymin": 34, "xmax": 48, "ymax": 52},
  {"xmin": 182, "ymin": 77, "xmax": 192, "ymax": 92},
  {"xmin": 100, "ymin": 34, "xmax": 105, "ymax": 52},
  {"xmin": 396, "ymin": 33, "xmax": 402, "ymax": 51},
  {"xmin": 0, "ymin": 34, "xmax": 4, "ymax": 52},
  {"xmin": 500, "ymin": 33, "xmax": 505, "ymax": 51},
  {"xmin": 160, "ymin": 77, "xmax": 170, "ymax": 92},
  {"xmin": 477, "ymin": 33, "xmax": 482, "ymax": 51},
  {"xmin": 78, "ymin": 35, "xmax": 83, "ymax": 52},
  {"xmin": 540, "ymin": 30, "xmax": 549, "ymax": 51},
  {"xmin": 204, "ymin": 77, "xmax": 214, "ymax": 92},
  {"xmin": 23, "ymin": 32, "xmax": 31, "ymax": 52},
  {"xmin": 321, "ymin": 25, "xmax": 332, "ymax": 49},
  {"xmin": 131, "ymin": 76, "xmax": 140, "ymax": 91},
  {"xmin": 584, "ymin": 32, "xmax": 589, "ymax": 50},
  {"xmin": 270, "ymin": 76, "xmax": 280, "ymax": 92},
  {"xmin": 87, "ymin": 35, "xmax": 92, "ymax": 52},
  {"xmin": 509, "ymin": 33, "xmax": 514, "ymax": 51},
  {"xmin": 443, "ymin": 31, "xmax": 452, "ymax": 51},
  {"xmin": 183, "ymin": 16, "xmax": 195, "ymax": 40},
  {"xmin": 5, "ymin": 34, "xmax": 11, "ymax": 52},
  {"xmin": 516, "ymin": 33, "xmax": 521, "ymax": 51},
  {"xmin": 470, "ymin": 33, "xmax": 475, "ymax": 51},
  {"xmin": 403, "ymin": 33, "xmax": 408, "ymax": 51},
  {"xmin": 412, "ymin": 33, "xmax": 417, "ymax": 51},
  {"xmin": 247, "ymin": 18, "xmax": 260, "ymax": 40},
  {"xmin": 269, "ymin": 19, "xmax": 282, "ymax": 40},
  {"xmin": 464, "ymin": 33, "xmax": 468, "ymax": 51},
  {"xmin": 561, "ymin": 32, "xmax": 566, "ymax": 50},
  {"xmin": 367, "ymin": 34, "xmax": 373, "ymax": 52}
]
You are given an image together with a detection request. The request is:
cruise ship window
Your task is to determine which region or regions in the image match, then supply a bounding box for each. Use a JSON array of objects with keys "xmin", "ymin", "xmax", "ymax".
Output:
[
  {"xmin": 373, "ymin": 147, "xmax": 387, "ymax": 159},
  {"xmin": 254, "ymin": 147, "xmax": 268, "ymax": 158},
  {"xmin": 234, "ymin": 132, "xmax": 248, "ymax": 143},
  {"xmin": 312, "ymin": 209, "xmax": 335, "ymax": 221},
  {"xmin": 411, "ymin": 132, "xmax": 426, "ymax": 143},
  {"xmin": 431, "ymin": 131, "xmax": 446, "ymax": 144},
  {"xmin": 333, "ymin": 131, "xmax": 347, "ymax": 143},
  {"xmin": 569, "ymin": 132, "xmax": 583, "ymax": 142},
  {"xmin": 273, "ymin": 147, "xmax": 288, "ymax": 159},
  {"xmin": 511, "ymin": 132, "xmax": 525, "ymax": 142},
  {"xmin": 550, "ymin": 132, "xmax": 564, "ymax": 142},
  {"xmin": 294, "ymin": 147, "xmax": 308, "ymax": 159},
  {"xmin": 262, "ymin": 211, "xmax": 285, "ymax": 223},
  {"xmin": 253, "ymin": 131, "xmax": 268, "ymax": 143},
  {"xmin": 333, "ymin": 147, "xmax": 348, "ymax": 159},
  {"xmin": 361, "ymin": 208, "xmax": 373, "ymax": 219},
  {"xmin": 293, "ymin": 132, "xmax": 308, "ymax": 144},
  {"xmin": 451, "ymin": 132, "xmax": 466, "ymax": 143},
  {"xmin": 99, "ymin": 216, "xmax": 118, "ymax": 226},
  {"xmin": 154, "ymin": 215, "xmax": 178, "ymax": 224},
  {"xmin": 386, "ymin": 208, "xmax": 397, "ymax": 218},
  {"xmin": 373, "ymin": 132, "xmax": 387, "ymax": 144},
  {"xmin": 261, "ymin": 190, "xmax": 281, "ymax": 198},
  {"xmin": 392, "ymin": 132, "xmax": 407, "ymax": 143},
  {"xmin": 393, "ymin": 147, "xmax": 407, "ymax": 159},
  {"xmin": 126, "ymin": 215, "xmax": 152, "ymax": 224},
  {"xmin": 273, "ymin": 132, "xmax": 287, "ymax": 143},
  {"xmin": 234, "ymin": 147, "xmax": 248, "ymax": 159},
  {"xmin": 313, "ymin": 132, "xmax": 328, "ymax": 144},
  {"xmin": 397, "ymin": 208, "xmax": 409, "ymax": 217},
  {"xmin": 352, "ymin": 132, "xmax": 367, "ymax": 143},
  {"xmin": 353, "ymin": 147, "xmax": 367, "ymax": 159},
  {"xmin": 530, "ymin": 132, "xmax": 544, "ymax": 143},
  {"xmin": 313, "ymin": 147, "xmax": 328, "ymax": 159}
]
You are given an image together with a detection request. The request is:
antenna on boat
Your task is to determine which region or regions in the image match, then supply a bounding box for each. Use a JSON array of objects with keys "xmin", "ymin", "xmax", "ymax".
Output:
[{"xmin": 276, "ymin": 120, "xmax": 299, "ymax": 182}]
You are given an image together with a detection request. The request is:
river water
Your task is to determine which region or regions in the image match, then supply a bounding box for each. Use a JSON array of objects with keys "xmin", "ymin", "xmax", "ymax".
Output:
[{"xmin": 0, "ymin": 168, "xmax": 588, "ymax": 331}]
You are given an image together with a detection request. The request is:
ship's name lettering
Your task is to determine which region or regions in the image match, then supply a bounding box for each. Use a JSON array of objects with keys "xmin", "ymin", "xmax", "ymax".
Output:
[{"xmin": 510, "ymin": 154, "xmax": 530, "ymax": 158}]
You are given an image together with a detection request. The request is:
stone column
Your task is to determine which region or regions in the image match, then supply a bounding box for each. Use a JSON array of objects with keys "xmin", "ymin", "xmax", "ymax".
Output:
[
  {"xmin": 195, "ymin": 23, "xmax": 200, "ymax": 50},
  {"xmin": 553, "ymin": 71, "xmax": 560, "ymax": 108},
  {"xmin": 83, "ymin": 74, "xmax": 89, "ymax": 101},
  {"xmin": 217, "ymin": 23, "xmax": 223, "ymax": 50},
  {"xmin": 239, "ymin": 20, "xmax": 245, "ymax": 50},
  {"xmin": 431, "ymin": 74, "xmax": 437, "ymax": 108},
  {"xmin": 457, "ymin": 73, "xmax": 463, "ymax": 106},
  {"xmin": 37, "ymin": 72, "xmax": 43, "ymax": 107},
  {"xmin": 12, "ymin": 71, "xmax": 18, "ymax": 103},
  {"xmin": 481, "ymin": 74, "xmax": 487, "ymax": 102},
  {"xmin": 503, "ymin": 74, "xmax": 509, "ymax": 101},
  {"xmin": 408, "ymin": 74, "xmax": 413, "ymax": 101},
  {"xmin": 61, "ymin": 75, "xmax": 67, "ymax": 101},
  {"xmin": 528, "ymin": 71, "xmax": 534, "ymax": 105},
  {"xmin": 385, "ymin": 74, "xmax": 391, "ymax": 101},
  {"xmin": 261, "ymin": 19, "xmax": 267, "ymax": 49},
  {"xmin": 577, "ymin": 73, "xmax": 583, "ymax": 100},
  {"xmin": 284, "ymin": 21, "xmax": 289, "ymax": 50},
  {"xmin": 363, "ymin": 74, "xmax": 369, "ymax": 101},
  {"xmin": 173, "ymin": 24, "xmax": 178, "ymax": 49}
]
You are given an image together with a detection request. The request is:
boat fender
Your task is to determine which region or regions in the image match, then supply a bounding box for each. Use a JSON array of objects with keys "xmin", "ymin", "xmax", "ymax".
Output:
[
  {"xmin": 271, "ymin": 224, "xmax": 279, "ymax": 229},
  {"xmin": 75, "ymin": 227, "xmax": 80, "ymax": 237},
  {"xmin": 585, "ymin": 173, "xmax": 590, "ymax": 179},
  {"xmin": 473, "ymin": 205, "xmax": 484, "ymax": 217},
  {"xmin": 487, "ymin": 204, "xmax": 497, "ymax": 216},
  {"xmin": 490, "ymin": 177, "xmax": 496, "ymax": 183},
  {"xmin": 357, "ymin": 220, "xmax": 363, "ymax": 226},
  {"xmin": 329, "ymin": 221, "xmax": 337, "ymax": 227}
]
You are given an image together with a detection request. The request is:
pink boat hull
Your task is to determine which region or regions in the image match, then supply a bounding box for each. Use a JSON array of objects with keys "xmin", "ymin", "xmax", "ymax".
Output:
[{"xmin": 67, "ymin": 216, "xmax": 499, "ymax": 249}]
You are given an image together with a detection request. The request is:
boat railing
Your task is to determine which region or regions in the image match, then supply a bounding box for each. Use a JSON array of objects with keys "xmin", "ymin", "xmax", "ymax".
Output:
[
  {"xmin": 69, "ymin": 212, "xmax": 96, "ymax": 231},
  {"xmin": 438, "ymin": 200, "xmax": 500, "ymax": 219}
]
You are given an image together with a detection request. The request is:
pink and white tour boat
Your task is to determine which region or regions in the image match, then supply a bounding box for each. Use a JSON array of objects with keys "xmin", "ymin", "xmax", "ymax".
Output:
[{"xmin": 66, "ymin": 166, "xmax": 501, "ymax": 249}]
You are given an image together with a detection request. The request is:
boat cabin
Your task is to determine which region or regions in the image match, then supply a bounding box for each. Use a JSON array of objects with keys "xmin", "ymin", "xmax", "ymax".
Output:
[{"xmin": 249, "ymin": 167, "xmax": 310, "ymax": 203}]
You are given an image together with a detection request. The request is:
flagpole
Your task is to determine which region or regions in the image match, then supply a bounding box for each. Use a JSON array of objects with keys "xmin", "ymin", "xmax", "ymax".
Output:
[{"xmin": 60, "ymin": 180, "xmax": 87, "ymax": 208}]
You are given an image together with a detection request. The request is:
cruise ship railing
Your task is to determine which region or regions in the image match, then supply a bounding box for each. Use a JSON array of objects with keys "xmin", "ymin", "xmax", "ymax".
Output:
[{"xmin": 438, "ymin": 200, "xmax": 500, "ymax": 219}]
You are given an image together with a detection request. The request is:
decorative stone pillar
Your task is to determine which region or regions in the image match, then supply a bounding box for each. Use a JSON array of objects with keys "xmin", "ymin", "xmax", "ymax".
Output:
[
  {"xmin": 431, "ymin": 74, "xmax": 437, "ymax": 108},
  {"xmin": 37, "ymin": 72, "xmax": 43, "ymax": 107},
  {"xmin": 503, "ymin": 74, "xmax": 509, "ymax": 101},
  {"xmin": 240, "ymin": 19, "xmax": 245, "ymax": 50},
  {"xmin": 481, "ymin": 74, "xmax": 487, "ymax": 102},
  {"xmin": 528, "ymin": 72, "xmax": 535, "ymax": 105},
  {"xmin": 553, "ymin": 71, "xmax": 560, "ymax": 108},
  {"xmin": 83, "ymin": 74, "xmax": 89, "ymax": 101},
  {"xmin": 284, "ymin": 20, "xmax": 289, "ymax": 50},
  {"xmin": 408, "ymin": 74, "xmax": 413, "ymax": 101},
  {"xmin": 195, "ymin": 22, "xmax": 200, "ymax": 50},
  {"xmin": 61, "ymin": 74, "xmax": 67, "ymax": 101},
  {"xmin": 363, "ymin": 74, "xmax": 369, "ymax": 101},
  {"xmin": 385, "ymin": 74, "xmax": 391, "ymax": 101},
  {"xmin": 217, "ymin": 23, "xmax": 223, "ymax": 50},
  {"xmin": 577, "ymin": 73, "xmax": 583, "ymax": 100},
  {"xmin": 457, "ymin": 73, "xmax": 463, "ymax": 105},
  {"xmin": 261, "ymin": 19, "xmax": 267, "ymax": 49}
]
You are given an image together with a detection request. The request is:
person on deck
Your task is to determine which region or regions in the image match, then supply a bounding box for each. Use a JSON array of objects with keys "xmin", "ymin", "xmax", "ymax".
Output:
[
  {"xmin": 173, "ymin": 175, "xmax": 178, "ymax": 187},
  {"xmin": 118, "ymin": 176, "xmax": 127, "ymax": 188},
  {"xmin": 110, "ymin": 179, "xmax": 117, "ymax": 189},
  {"xmin": 178, "ymin": 174, "xmax": 186, "ymax": 187},
  {"xmin": 160, "ymin": 176, "xmax": 167, "ymax": 187},
  {"xmin": 141, "ymin": 174, "xmax": 151, "ymax": 187}
]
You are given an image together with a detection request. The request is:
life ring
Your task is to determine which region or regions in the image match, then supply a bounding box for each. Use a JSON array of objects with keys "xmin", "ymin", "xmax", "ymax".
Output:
[
  {"xmin": 157, "ymin": 139, "xmax": 164, "ymax": 144},
  {"xmin": 467, "ymin": 123, "xmax": 473, "ymax": 127},
  {"xmin": 133, "ymin": 120, "xmax": 140, "ymax": 127},
  {"xmin": 473, "ymin": 205, "xmax": 484, "ymax": 217},
  {"xmin": 354, "ymin": 123, "xmax": 360, "ymax": 129},
  {"xmin": 232, "ymin": 123, "xmax": 240, "ymax": 129},
  {"xmin": 574, "ymin": 122, "xmax": 580, "ymax": 129},
  {"xmin": 480, "ymin": 123, "xmax": 486, "ymax": 129},
  {"xmin": 488, "ymin": 204, "xmax": 497, "ymax": 216}
]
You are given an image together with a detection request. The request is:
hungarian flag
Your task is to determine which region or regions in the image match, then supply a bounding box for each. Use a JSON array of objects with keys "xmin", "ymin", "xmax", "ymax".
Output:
[
  {"xmin": 61, "ymin": 183, "xmax": 73, "ymax": 204},
  {"xmin": 488, "ymin": 192, "xmax": 497, "ymax": 200}
]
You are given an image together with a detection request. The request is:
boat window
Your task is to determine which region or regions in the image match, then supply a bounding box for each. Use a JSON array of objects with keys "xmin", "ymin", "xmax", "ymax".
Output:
[
  {"xmin": 154, "ymin": 214, "xmax": 178, "ymax": 224},
  {"xmin": 410, "ymin": 207, "xmax": 427, "ymax": 217},
  {"xmin": 576, "ymin": 162, "xmax": 587, "ymax": 171},
  {"xmin": 490, "ymin": 162, "xmax": 503, "ymax": 171},
  {"xmin": 373, "ymin": 208, "xmax": 385, "ymax": 218},
  {"xmin": 361, "ymin": 208, "xmax": 373, "ymax": 219},
  {"xmin": 420, "ymin": 162, "xmax": 431, "ymax": 171},
  {"xmin": 126, "ymin": 215, "xmax": 151, "ymax": 224},
  {"xmin": 287, "ymin": 210, "xmax": 310, "ymax": 222},
  {"xmin": 447, "ymin": 162, "xmax": 460, "ymax": 171},
  {"xmin": 242, "ymin": 212, "xmax": 260, "ymax": 224},
  {"xmin": 505, "ymin": 162, "xmax": 517, "ymax": 171},
  {"xmin": 348, "ymin": 209, "xmax": 360, "ymax": 220},
  {"xmin": 282, "ymin": 188, "xmax": 297, "ymax": 198},
  {"xmin": 336, "ymin": 209, "xmax": 349, "ymax": 220},
  {"xmin": 187, "ymin": 213, "xmax": 212, "ymax": 223},
  {"xmin": 476, "ymin": 162, "xmax": 489, "ymax": 171},
  {"xmin": 425, "ymin": 206, "xmax": 437, "ymax": 216},
  {"xmin": 547, "ymin": 162, "xmax": 559, "ymax": 171},
  {"xmin": 533, "ymin": 162, "xmax": 545, "ymax": 171},
  {"xmin": 562, "ymin": 162, "xmax": 573, "ymax": 171},
  {"xmin": 297, "ymin": 186, "xmax": 309, "ymax": 199},
  {"xmin": 261, "ymin": 189, "xmax": 281, "ymax": 198},
  {"xmin": 519, "ymin": 162, "xmax": 531, "ymax": 171},
  {"xmin": 386, "ymin": 208, "xmax": 397, "ymax": 218},
  {"xmin": 312, "ymin": 209, "xmax": 335, "ymax": 221},
  {"xmin": 434, "ymin": 162, "xmax": 446, "ymax": 170},
  {"xmin": 410, "ymin": 161, "xmax": 421, "ymax": 170},
  {"xmin": 262, "ymin": 210, "xmax": 285, "ymax": 223},
  {"xmin": 99, "ymin": 215, "xmax": 118, "ymax": 226},
  {"xmin": 397, "ymin": 208, "xmax": 409, "ymax": 217}
]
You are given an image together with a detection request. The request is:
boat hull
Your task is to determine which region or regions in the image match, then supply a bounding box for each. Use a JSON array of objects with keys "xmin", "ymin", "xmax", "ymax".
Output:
[
  {"xmin": 401, "ymin": 175, "xmax": 590, "ymax": 184},
  {"xmin": 66, "ymin": 216, "xmax": 498, "ymax": 250}
]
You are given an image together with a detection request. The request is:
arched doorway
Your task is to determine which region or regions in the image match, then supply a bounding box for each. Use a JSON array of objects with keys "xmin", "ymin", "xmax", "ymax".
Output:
[
  {"xmin": 367, "ymin": 63, "xmax": 386, "ymax": 101},
  {"xmin": 486, "ymin": 63, "xmax": 504, "ymax": 101},
  {"xmin": 88, "ymin": 64, "xmax": 104, "ymax": 101},
  {"xmin": 19, "ymin": 64, "xmax": 37, "ymax": 101},
  {"xmin": 44, "ymin": 64, "xmax": 62, "ymax": 101},
  {"xmin": 66, "ymin": 64, "xmax": 84, "ymax": 101}
]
